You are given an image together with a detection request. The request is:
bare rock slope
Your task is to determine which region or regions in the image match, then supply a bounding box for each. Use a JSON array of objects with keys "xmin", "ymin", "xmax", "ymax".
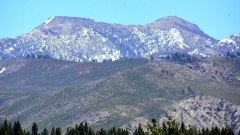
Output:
[{"xmin": 160, "ymin": 96, "xmax": 240, "ymax": 134}]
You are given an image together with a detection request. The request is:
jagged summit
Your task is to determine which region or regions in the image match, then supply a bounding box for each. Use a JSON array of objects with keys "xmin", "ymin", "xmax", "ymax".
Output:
[
  {"xmin": 219, "ymin": 33, "xmax": 240, "ymax": 43},
  {"xmin": 155, "ymin": 15, "xmax": 195, "ymax": 27},
  {"xmin": 0, "ymin": 15, "xmax": 220, "ymax": 61},
  {"xmin": 155, "ymin": 16, "xmax": 202, "ymax": 33},
  {"xmin": 215, "ymin": 33, "xmax": 240, "ymax": 53},
  {"xmin": 155, "ymin": 15, "xmax": 180, "ymax": 22}
]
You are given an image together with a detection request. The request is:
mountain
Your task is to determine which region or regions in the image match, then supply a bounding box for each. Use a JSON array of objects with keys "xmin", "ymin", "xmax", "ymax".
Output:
[
  {"xmin": 0, "ymin": 16, "xmax": 218, "ymax": 61},
  {"xmin": 0, "ymin": 56, "xmax": 240, "ymax": 133},
  {"xmin": 1, "ymin": 15, "xmax": 240, "ymax": 133},
  {"xmin": 215, "ymin": 33, "xmax": 240, "ymax": 53}
]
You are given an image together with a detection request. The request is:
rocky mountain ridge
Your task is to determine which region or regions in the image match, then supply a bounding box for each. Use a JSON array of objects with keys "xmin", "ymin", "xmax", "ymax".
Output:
[
  {"xmin": 215, "ymin": 33, "xmax": 240, "ymax": 53},
  {"xmin": 0, "ymin": 16, "xmax": 221, "ymax": 61}
]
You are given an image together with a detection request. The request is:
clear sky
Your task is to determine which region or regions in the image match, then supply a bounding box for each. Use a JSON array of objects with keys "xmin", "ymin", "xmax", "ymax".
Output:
[{"xmin": 0, "ymin": 0, "xmax": 239, "ymax": 40}]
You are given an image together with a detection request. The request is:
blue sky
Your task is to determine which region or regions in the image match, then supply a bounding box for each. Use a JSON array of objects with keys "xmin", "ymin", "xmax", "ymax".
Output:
[{"xmin": 0, "ymin": 0, "xmax": 239, "ymax": 40}]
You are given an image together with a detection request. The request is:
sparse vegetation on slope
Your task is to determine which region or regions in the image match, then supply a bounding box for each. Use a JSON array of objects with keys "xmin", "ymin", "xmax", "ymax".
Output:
[{"xmin": 0, "ymin": 57, "xmax": 240, "ymax": 133}]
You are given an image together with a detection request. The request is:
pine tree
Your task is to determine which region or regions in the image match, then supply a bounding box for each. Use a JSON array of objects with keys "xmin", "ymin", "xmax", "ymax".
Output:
[
  {"xmin": 113, "ymin": 126, "xmax": 117, "ymax": 135},
  {"xmin": 14, "ymin": 121, "xmax": 24, "ymax": 135},
  {"xmin": 108, "ymin": 126, "xmax": 117, "ymax": 135},
  {"xmin": 133, "ymin": 123, "xmax": 145, "ymax": 135},
  {"xmin": 225, "ymin": 125, "xmax": 234, "ymax": 135},
  {"xmin": 26, "ymin": 131, "xmax": 31, "ymax": 135},
  {"xmin": 150, "ymin": 55, "xmax": 154, "ymax": 61},
  {"xmin": 51, "ymin": 126, "xmax": 56, "ymax": 135},
  {"xmin": 41, "ymin": 127, "xmax": 49, "ymax": 135},
  {"xmin": 227, "ymin": 51, "xmax": 230, "ymax": 56},
  {"xmin": 162, "ymin": 121, "xmax": 167, "ymax": 134},
  {"xmin": 96, "ymin": 128, "xmax": 106, "ymax": 135},
  {"xmin": 193, "ymin": 125, "xmax": 197, "ymax": 135},
  {"xmin": 88, "ymin": 127, "xmax": 95, "ymax": 135},
  {"xmin": 202, "ymin": 127, "xmax": 206, "ymax": 135},
  {"xmin": 9, "ymin": 121, "xmax": 13, "ymax": 135},
  {"xmin": 32, "ymin": 122, "xmax": 38, "ymax": 135},
  {"xmin": 186, "ymin": 125, "xmax": 194, "ymax": 135},
  {"xmin": 180, "ymin": 121, "xmax": 186, "ymax": 134},
  {"xmin": 84, "ymin": 122, "xmax": 88, "ymax": 134},
  {"xmin": 56, "ymin": 127, "xmax": 61, "ymax": 135},
  {"xmin": 0, "ymin": 127, "xmax": 7, "ymax": 135},
  {"xmin": 0, "ymin": 119, "xmax": 8, "ymax": 135},
  {"xmin": 146, "ymin": 118, "xmax": 161, "ymax": 135},
  {"xmin": 206, "ymin": 127, "xmax": 210, "ymax": 135},
  {"xmin": 166, "ymin": 118, "xmax": 179, "ymax": 135},
  {"xmin": 78, "ymin": 123, "xmax": 86, "ymax": 135},
  {"xmin": 3, "ymin": 119, "xmax": 8, "ymax": 132}
]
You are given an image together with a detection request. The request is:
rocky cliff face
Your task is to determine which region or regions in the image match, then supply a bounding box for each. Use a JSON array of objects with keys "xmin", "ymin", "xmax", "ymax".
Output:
[
  {"xmin": 159, "ymin": 96, "xmax": 240, "ymax": 134},
  {"xmin": 0, "ymin": 16, "xmax": 218, "ymax": 61}
]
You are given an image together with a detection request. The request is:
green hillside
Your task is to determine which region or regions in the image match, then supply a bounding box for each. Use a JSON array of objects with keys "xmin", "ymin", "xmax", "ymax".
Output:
[{"xmin": 0, "ymin": 56, "xmax": 239, "ymax": 132}]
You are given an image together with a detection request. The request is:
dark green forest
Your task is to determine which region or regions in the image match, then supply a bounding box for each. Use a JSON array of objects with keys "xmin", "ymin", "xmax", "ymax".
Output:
[{"xmin": 0, "ymin": 118, "xmax": 239, "ymax": 135}]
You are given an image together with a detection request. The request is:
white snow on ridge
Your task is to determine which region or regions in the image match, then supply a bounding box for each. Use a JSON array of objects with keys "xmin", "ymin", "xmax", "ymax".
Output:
[
  {"xmin": 44, "ymin": 16, "xmax": 55, "ymax": 26},
  {"xmin": 188, "ymin": 48, "xmax": 206, "ymax": 57},
  {"xmin": 219, "ymin": 38, "xmax": 236, "ymax": 44},
  {"xmin": 234, "ymin": 33, "xmax": 240, "ymax": 37},
  {"xmin": 82, "ymin": 28, "xmax": 90, "ymax": 37},
  {"xmin": 30, "ymin": 29, "xmax": 40, "ymax": 34},
  {"xmin": 188, "ymin": 48, "xmax": 199, "ymax": 55},
  {"xmin": 0, "ymin": 67, "xmax": 6, "ymax": 74},
  {"xmin": 4, "ymin": 47, "xmax": 14, "ymax": 53}
]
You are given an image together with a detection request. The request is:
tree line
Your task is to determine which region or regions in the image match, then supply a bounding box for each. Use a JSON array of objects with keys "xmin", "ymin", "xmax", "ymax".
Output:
[
  {"xmin": 145, "ymin": 118, "xmax": 238, "ymax": 135},
  {"xmin": 0, "ymin": 120, "xmax": 128, "ymax": 135},
  {"xmin": 26, "ymin": 54, "xmax": 52, "ymax": 59},
  {"xmin": 152, "ymin": 52, "xmax": 198, "ymax": 63},
  {"xmin": 1, "ymin": 118, "xmax": 239, "ymax": 135},
  {"xmin": 226, "ymin": 51, "xmax": 240, "ymax": 61}
]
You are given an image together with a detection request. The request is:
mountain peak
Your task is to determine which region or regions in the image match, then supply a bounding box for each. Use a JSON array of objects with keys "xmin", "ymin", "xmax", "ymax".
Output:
[
  {"xmin": 155, "ymin": 15, "xmax": 182, "ymax": 22},
  {"xmin": 153, "ymin": 16, "xmax": 215, "ymax": 41},
  {"xmin": 215, "ymin": 33, "xmax": 240, "ymax": 52},
  {"xmin": 154, "ymin": 15, "xmax": 201, "ymax": 31}
]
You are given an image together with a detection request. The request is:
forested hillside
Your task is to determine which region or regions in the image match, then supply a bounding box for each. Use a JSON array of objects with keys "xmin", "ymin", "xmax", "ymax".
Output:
[
  {"xmin": 0, "ymin": 55, "xmax": 240, "ymax": 134},
  {"xmin": 0, "ymin": 118, "xmax": 238, "ymax": 135}
]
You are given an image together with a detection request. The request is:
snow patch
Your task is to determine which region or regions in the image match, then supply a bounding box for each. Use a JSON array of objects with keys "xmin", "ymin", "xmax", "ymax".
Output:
[
  {"xmin": 101, "ymin": 37, "xmax": 107, "ymax": 42},
  {"xmin": 234, "ymin": 33, "xmax": 240, "ymax": 37},
  {"xmin": 4, "ymin": 47, "xmax": 14, "ymax": 53},
  {"xmin": 188, "ymin": 48, "xmax": 206, "ymax": 57},
  {"xmin": 167, "ymin": 28, "xmax": 189, "ymax": 48},
  {"xmin": 94, "ymin": 54, "xmax": 112, "ymax": 62},
  {"xmin": 44, "ymin": 16, "xmax": 55, "ymax": 26},
  {"xmin": 30, "ymin": 29, "xmax": 40, "ymax": 34},
  {"xmin": 219, "ymin": 38, "xmax": 236, "ymax": 44},
  {"xmin": 82, "ymin": 28, "xmax": 90, "ymax": 37},
  {"xmin": 0, "ymin": 67, "xmax": 6, "ymax": 74},
  {"xmin": 188, "ymin": 48, "xmax": 199, "ymax": 55}
]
